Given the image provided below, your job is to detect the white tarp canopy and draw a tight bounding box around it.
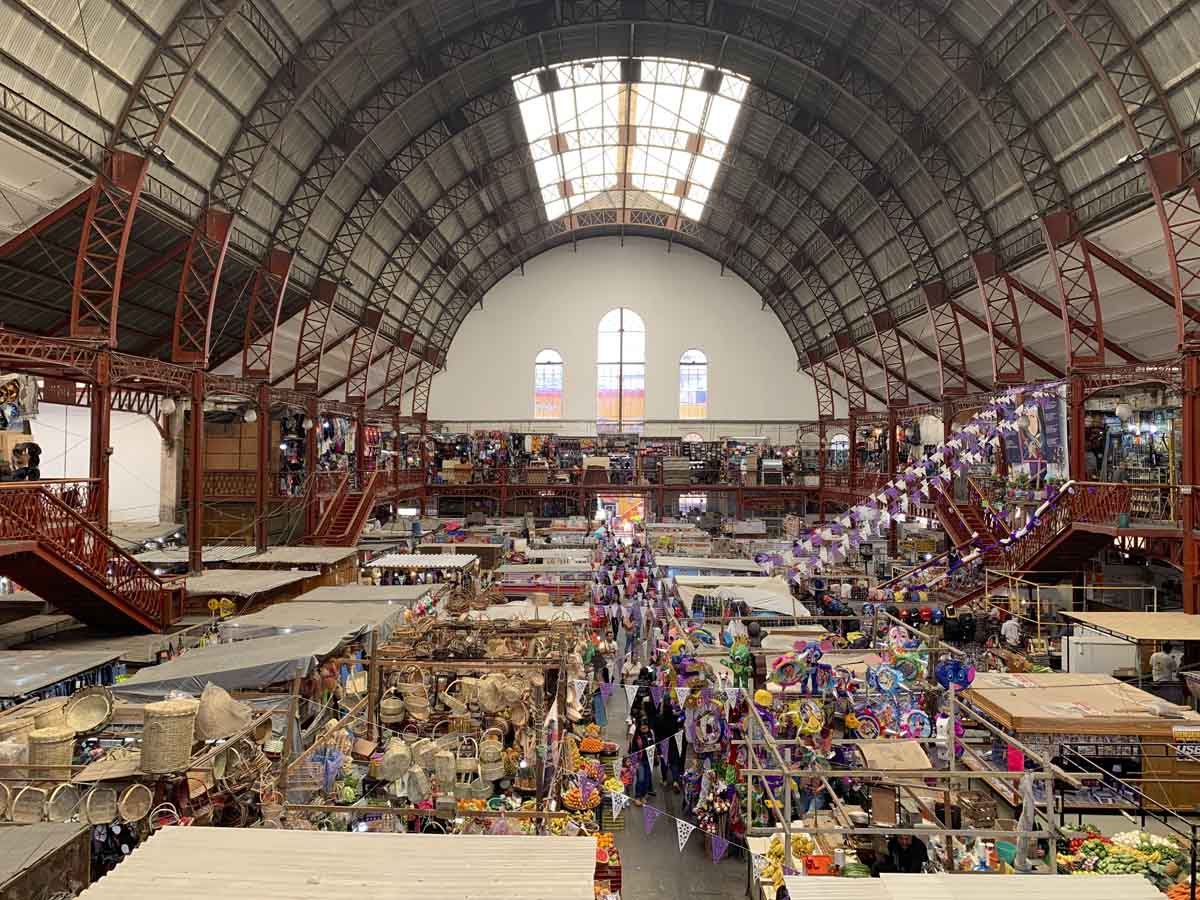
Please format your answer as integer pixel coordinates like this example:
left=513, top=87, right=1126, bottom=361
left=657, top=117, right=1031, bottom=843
left=677, top=581, right=808, bottom=617
left=656, top=556, right=768, bottom=573
left=112, top=628, right=350, bottom=701
left=217, top=601, right=405, bottom=642
left=368, top=554, right=478, bottom=570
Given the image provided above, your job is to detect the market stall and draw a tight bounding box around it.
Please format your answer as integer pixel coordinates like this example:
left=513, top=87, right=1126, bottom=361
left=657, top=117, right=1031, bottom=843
left=495, top=563, right=593, bottom=601
left=965, top=672, right=1200, bottom=810
left=657, top=556, right=770, bottom=577
left=366, top=553, right=480, bottom=587
left=0, top=650, right=120, bottom=708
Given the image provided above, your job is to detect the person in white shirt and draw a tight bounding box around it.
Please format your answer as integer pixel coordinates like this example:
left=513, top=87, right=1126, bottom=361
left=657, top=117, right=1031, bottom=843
left=1151, top=644, right=1180, bottom=683
left=1000, top=616, right=1021, bottom=648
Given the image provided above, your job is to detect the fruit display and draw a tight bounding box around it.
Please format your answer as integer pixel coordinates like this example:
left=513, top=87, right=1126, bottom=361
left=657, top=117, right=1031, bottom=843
left=760, top=833, right=818, bottom=889
left=603, top=776, right=624, bottom=794
left=563, top=785, right=602, bottom=810
left=579, top=737, right=605, bottom=753
left=457, top=799, right=487, bottom=811
left=596, top=832, right=614, bottom=850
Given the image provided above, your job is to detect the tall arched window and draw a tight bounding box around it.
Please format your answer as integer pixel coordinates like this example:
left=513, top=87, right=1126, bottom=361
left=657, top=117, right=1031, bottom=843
left=534, top=349, right=564, bottom=418
left=597, top=308, right=645, bottom=432
left=679, top=349, right=708, bottom=419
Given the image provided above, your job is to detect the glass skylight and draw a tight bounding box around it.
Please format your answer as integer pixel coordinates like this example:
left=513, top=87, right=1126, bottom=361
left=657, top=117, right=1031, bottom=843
left=512, top=57, right=749, bottom=222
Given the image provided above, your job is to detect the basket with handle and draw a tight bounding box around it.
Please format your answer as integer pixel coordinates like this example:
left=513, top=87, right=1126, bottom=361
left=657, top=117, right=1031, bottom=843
left=455, top=736, right=479, bottom=776
left=379, top=738, right=412, bottom=781
left=46, top=783, right=80, bottom=822
left=499, top=675, right=526, bottom=706
left=439, top=679, right=469, bottom=716
left=119, top=782, right=154, bottom=822
left=410, top=736, right=437, bottom=771
left=83, top=785, right=119, bottom=824
left=433, top=745, right=456, bottom=787
left=478, top=728, right=505, bottom=782
left=27, top=725, right=74, bottom=780
left=65, top=686, right=113, bottom=734
left=141, top=699, right=199, bottom=775
left=11, top=786, right=45, bottom=823
left=379, top=688, right=406, bottom=726
left=31, top=698, right=69, bottom=730
left=431, top=719, right=460, bottom=751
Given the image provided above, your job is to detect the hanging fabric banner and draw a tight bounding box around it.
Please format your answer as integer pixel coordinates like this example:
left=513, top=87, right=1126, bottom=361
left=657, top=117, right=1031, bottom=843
left=677, top=819, right=697, bottom=852
left=624, top=685, right=640, bottom=707
left=574, top=680, right=589, bottom=701
left=643, top=805, right=662, bottom=835
left=650, top=685, right=665, bottom=706
left=675, top=686, right=691, bottom=705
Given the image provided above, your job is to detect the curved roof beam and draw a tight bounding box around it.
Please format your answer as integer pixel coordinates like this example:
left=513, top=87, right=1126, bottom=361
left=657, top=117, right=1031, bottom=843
left=208, top=4, right=1000, bottom=288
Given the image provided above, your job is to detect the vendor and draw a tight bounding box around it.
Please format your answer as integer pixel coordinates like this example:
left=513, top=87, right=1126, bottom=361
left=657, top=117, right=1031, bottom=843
left=1000, top=613, right=1021, bottom=649
left=874, top=834, right=929, bottom=875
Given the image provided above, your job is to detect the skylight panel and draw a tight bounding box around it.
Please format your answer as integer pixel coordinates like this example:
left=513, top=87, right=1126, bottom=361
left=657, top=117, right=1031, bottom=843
left=513, top=56, right=748, bottom=223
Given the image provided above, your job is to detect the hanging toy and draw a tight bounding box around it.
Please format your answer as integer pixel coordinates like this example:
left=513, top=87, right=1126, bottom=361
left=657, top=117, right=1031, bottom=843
left=770, top=651, right=807, bottom=687
left=934, top=659, right=976, bottom=692
left=902, top=709, right=932, bottom=738
left=726, top=640, right=752, bottom=690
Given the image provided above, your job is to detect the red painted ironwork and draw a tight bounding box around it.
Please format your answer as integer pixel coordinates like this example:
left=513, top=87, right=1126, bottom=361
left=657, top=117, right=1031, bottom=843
left=970, top=252, right=1025, bottom=384
left=344, top=308, right=383, bottom=403
left=806, top=352, right=836, bottom=419
left=922, top=281, right=967, bottom=396
left=241, top=248, right=293, bottom=378
left=181, top=469, right=257, bottom=500
left=187, top=369, right=204, bottom=574
left=1040, top=211, right=1105, bottom=368
left=1083, top=238, right=1200, bottom=324
left=70, top=151, right=150, bottom=344
left=89, top=353, right=111, bottom=531
left=172, top=208, right=233, bottom=365
left=833, top=333, right=867, bottom=414
left=0, top=189, right=89, bottom=257
left=0, top=481, right=183, bottom=631
left=293, top=279, right=338, bottom=391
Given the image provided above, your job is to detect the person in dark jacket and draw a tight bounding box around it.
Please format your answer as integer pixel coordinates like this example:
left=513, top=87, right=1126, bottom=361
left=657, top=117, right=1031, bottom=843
left=649, top=694, right=685, bottom=790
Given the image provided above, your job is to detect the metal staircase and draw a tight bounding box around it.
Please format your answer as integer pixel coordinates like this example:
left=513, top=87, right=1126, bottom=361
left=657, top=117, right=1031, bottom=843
left=305, top=470, right=381, bottom=547
left=0, top=481, right=183, bottom=632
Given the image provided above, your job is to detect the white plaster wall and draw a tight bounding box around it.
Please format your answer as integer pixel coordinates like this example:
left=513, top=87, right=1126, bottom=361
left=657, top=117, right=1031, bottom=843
left=29, top=404, right=164, bottom=523
left=430, top=238, right=833, bottom=423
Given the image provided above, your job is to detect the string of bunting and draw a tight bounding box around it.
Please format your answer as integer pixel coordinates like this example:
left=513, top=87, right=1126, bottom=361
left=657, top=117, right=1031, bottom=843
left=607, top=789, right=758, bottom=865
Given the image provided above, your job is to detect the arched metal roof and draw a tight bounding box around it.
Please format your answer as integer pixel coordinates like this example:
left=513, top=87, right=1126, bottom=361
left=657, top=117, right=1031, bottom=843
left=0, top=0, right=1198, bottom=411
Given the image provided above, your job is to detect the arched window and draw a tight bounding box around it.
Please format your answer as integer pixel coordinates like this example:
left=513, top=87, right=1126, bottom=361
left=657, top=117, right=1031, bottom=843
left=679, top=349, right=707, bottom=419
left=597, top=308, right=645, bottom=432
left=534, top=349, right=563, bottom=418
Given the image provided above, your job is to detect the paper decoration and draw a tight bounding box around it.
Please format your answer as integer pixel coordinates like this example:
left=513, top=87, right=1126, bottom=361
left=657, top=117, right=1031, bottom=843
left=724, top=687, right=740, bottom=705
left=599, top=682, right=614, bottom=703
left=624, top=685, right=639, bottom=707
left=646, top=743, right=655, bottom=767
left=612, top=756, right=623, bottom=779
left=610, top=790, right=630, bottom=819
left=643, top=805, right=662, bottom=835
left=580, top=775, right=595, bottom=806
left=673, top=731, right=684, bottom=755
left=752, top=854, right=767, bottom=876
left=574, top=680, right=589, bottom=701
left=677, top=819, right=697, bottom=852
left=659, top=739, right=670, bottom=761
left=711, top=835, right=730, bottom=863
left=650, top=685, right=665, bottom=706
left=675, top=686, right=691, bottom=705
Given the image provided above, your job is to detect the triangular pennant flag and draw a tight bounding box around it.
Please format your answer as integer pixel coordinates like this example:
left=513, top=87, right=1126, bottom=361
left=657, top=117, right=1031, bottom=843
left=574, top=679, right=589, bottom=701
left=659, top=739, right=670, bottom=760
left=752, top=854, right=767, bottom=876
left=643, top=804, right=662, bottom=835
left=612, top=756, right=623, bottom=779
left=610, top=790, right=630, bottom=819
left=673, top=731, right=684, bottom=756
left=624, top=684, right=639, bottom=707
left=580, top=775, right=595, bottom=806
left=711, top=835, right=730, bottom=863
left=599, top=682, right=614, bottom=703
left=645, top=743, right=655, bottom=767
left=677, top=819, right=697, bottom=852
left=650, top=685, right=664, bottom=706
left=675, top=686, right=691, bottom=705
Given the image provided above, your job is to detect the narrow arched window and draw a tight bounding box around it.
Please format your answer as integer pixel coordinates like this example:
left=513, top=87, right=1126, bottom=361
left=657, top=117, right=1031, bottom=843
left=597, top=308, right=645, bottom=432
left=534, top=349, right=563, bottom=418
left=679, top=348, right=707, bottom=419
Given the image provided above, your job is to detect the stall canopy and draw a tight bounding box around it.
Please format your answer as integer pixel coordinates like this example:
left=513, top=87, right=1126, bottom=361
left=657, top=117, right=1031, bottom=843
left=677, top=583, right=809, bottom=617
left=112, top=628, right=349, bottom=701
left=292, top=585, right=432, bottom=604
left=78, top=827, right=598, bottom=900
left=1060, top=611, right=1200, bottom=643
left=217, top=601, right=405, bottom=642
left=0, top=650, right=120, bottom=701
left=367, top=553, right=478, bottom=570
left=879, top=874, right=1161, bottom=900
left=674, top=574, right=787, bottom=591
left=657, top=556, right=768, bottom=573
left=471, top=602, right=591, bottom=622
left=965, top=672, right=1200, bottom=735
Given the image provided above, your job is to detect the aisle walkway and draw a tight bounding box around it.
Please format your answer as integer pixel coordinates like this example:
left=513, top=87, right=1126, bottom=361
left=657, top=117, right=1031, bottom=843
left=602, top=691, right=746, bottom=900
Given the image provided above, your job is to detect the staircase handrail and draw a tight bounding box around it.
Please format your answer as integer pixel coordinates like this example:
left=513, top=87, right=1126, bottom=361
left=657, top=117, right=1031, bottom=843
left=999, top=479, right=1082, bottom=571
left=339, top=469, right=382, bottom=542
left=0, top=482, right=182, bottom=628
left=311, top=472, right=350, bottom=540
left=878, top=551, right=951, bottom=590
left=931, top=483, right=974, bottom=547
left=966, top=476, right=1011, bottom=538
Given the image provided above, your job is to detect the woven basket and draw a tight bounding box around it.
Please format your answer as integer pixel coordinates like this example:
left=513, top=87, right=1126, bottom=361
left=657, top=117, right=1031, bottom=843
left=508, top=702, right=529, bottom=728
left=379, top=690, right=406, bottom=725
left=46, top=783, right=80, bottom=822
left=12, top=786, right=45, bottom=823
left=65, top=687, right=114, bottom=734
left=28, top=726, right=74, bottom=780
left=0, top=716, right=35, bottom=743
left=119, top=783, right=154, bottom=822
left=479, top=728, right=503, bottom=763
left=141, top=699, right=198, bottom=774
left=500, top=676, right=526, bottom=705
left=379, top=739, right=412, bottom=781
left=455, top=737, right=478, bottom=776
left=83, top=785, right=119, bottom=824
left=433, top=747, right=456, bottom=786
left=479, top=756, right=505, bottom=782
left=0, top=782, right=9, bottom=819
left=410, top=737, right=437, bottom=770
left=31, top=699, right=69, bottom=730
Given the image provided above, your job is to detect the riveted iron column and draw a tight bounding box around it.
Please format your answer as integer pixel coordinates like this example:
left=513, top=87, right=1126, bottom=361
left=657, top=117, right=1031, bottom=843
left=255, top=382, right=271, bottom=553
left=1069, top=375, right=1086, bottom=483
left=305, top=398, right=320, bottom=539
left=188, top=370, right=205, bottom=576
left=887, top=406, right=899, bottom=558
left=90, top=353, right=112, bottom=532
left=1183, top=357, right=1200, bottom=614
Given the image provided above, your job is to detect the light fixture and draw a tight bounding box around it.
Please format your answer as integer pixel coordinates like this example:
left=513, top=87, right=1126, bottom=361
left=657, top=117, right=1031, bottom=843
left=1117, top=151, right=1147, bottom=167
left=1115, top=401, right=1133, bottom=421
left=160, top=397, right=177, bottom=416
left=243, top=408, right=258, bottom=423
left=302, top=417, right=314, bottom=430
left=279, top=442, right=288, bottom=451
